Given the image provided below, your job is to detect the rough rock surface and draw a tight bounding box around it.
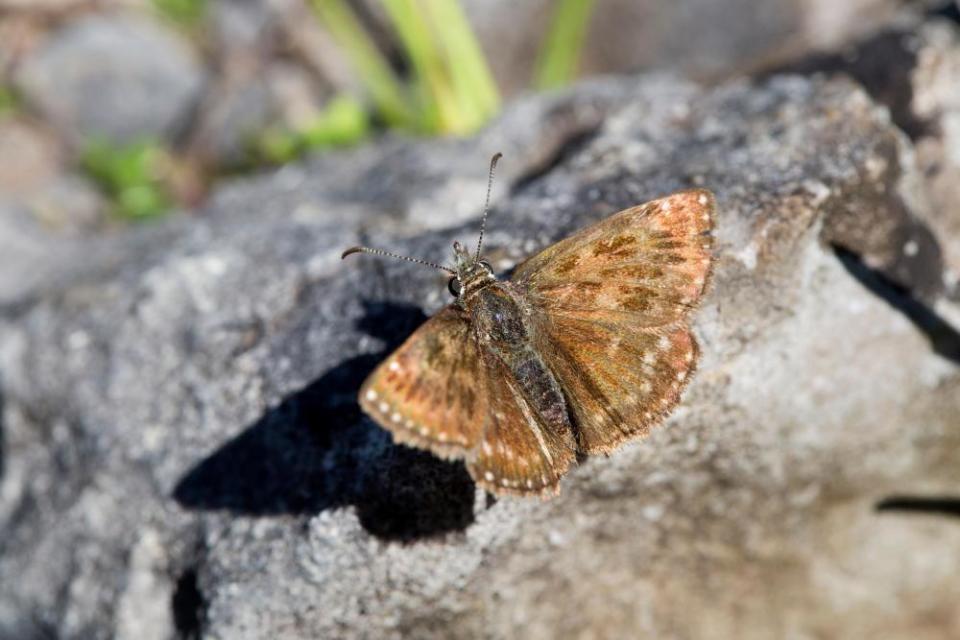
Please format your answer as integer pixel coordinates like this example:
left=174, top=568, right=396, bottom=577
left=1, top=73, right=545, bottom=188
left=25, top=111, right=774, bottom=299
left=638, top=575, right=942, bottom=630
left=14, top=13, right=206, bottom=145
left=765, top=13, right=960, bottom=295
left=1, top=71, right=960, bottom=640
left=911, top=18, right=960, bottom=292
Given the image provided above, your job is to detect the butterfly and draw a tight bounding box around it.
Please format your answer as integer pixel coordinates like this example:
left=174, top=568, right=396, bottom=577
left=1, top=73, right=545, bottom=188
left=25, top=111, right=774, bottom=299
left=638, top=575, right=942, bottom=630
left=342, top=153, right=715, bottom=496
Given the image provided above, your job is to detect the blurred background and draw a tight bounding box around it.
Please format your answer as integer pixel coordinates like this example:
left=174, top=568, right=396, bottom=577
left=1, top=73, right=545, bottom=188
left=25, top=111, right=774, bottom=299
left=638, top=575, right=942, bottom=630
left=0, top=0, right=956, bottom=228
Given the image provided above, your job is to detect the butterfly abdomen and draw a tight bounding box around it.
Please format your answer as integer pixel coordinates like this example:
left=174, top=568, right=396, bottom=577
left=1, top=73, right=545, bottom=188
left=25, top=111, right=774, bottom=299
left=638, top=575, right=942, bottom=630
left=511, top=356, right=569, bottom=430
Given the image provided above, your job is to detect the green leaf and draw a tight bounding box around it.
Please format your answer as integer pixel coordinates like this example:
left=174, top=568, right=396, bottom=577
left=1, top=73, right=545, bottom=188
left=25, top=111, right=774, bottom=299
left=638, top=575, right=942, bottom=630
left=534, top=0, right=597, bottom=90
left=254, top=94, right=370, bottom=164
left=300, top=94, right=370, bottom=148
left=152, top=0, right=207, bottom=28
left=0, top=86, right=19, bottom=119
left=256, top=128, right=302, bottom=165
left=80, top=140, right=173, bottom=220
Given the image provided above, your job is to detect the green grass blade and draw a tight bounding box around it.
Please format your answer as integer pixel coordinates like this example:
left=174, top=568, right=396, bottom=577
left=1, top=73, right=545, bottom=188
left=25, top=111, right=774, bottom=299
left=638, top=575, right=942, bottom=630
left=380, top=0, right=451, bottom=133
left=425, top=0, right=500, bottom=132
left=311, top=0, right=413, bottom=128
left=534, top=0, right=596, bottom=90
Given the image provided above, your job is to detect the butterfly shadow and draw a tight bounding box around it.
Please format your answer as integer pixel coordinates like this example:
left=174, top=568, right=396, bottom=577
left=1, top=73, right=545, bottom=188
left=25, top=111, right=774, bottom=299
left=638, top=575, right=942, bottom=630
left=172, top=301, right=477, bottom=542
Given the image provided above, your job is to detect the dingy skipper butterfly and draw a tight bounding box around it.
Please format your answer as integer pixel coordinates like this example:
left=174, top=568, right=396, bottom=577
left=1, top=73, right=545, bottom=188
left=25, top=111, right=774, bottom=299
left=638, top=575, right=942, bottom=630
left=343, top=154, right=715, bottom=496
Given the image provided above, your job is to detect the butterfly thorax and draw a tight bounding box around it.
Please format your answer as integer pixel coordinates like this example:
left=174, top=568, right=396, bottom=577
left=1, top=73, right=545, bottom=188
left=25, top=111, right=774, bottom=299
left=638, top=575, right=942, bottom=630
left=457, top=264, right=497, bottom=302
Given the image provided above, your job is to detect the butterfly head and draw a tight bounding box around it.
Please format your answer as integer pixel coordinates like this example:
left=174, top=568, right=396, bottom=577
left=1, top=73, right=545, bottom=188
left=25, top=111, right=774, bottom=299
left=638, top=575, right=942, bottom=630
left=449, top=240, right=496, bottom=298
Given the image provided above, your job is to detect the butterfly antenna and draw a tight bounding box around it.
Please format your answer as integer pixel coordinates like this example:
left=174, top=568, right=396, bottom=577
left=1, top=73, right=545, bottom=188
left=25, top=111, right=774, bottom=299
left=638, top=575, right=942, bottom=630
left=474, top=152, right=503, bottom=263
left=341, top=246, right=456, bottom=274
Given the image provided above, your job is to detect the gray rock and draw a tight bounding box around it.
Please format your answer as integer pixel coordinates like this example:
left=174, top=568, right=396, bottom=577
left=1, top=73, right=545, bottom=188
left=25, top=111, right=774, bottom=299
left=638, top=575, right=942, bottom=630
left=764, top=16, right=960, bottom=295
left=27, top=172, right=107, bottom=233
left=190, top=71, right=274, bottom=167
left=191, top=61, right=331, bottom=168
left=206, top=0, right=278, bottom=58
left=1, top=71, right=959, bottom=640
left=14, top=13, right=206, bottom=145
left=0, top=204, right=68, bottom=306
left=202, top=0, right=364, bottom=136
left=911, top=19, right=960, bottom=293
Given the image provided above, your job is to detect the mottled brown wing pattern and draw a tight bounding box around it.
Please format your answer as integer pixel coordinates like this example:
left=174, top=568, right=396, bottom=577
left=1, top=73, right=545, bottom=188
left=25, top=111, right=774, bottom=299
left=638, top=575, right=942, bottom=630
left=359, top=305, right=486, bottom=459
left=516, top=189, right=715, bottom=453
left=514, top=189, right=714, bottom=327
left=538, top=319, right=698, bottom=453
left=467, top=355, right=576, bottom=496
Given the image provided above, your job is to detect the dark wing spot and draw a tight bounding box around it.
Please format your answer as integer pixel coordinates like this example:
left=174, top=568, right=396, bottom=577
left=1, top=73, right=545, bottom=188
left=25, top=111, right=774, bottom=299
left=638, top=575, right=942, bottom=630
left=592, top=234, right=637, bottom=257
left=462, top=387, right=476, bottom=415
left=655, top=240, right=686, bottom=250
left=601, top=265, right=665, bottom=279
left=424, top=333, right=446, bottom=366
left=619, top=284, right=658, bottom=311
left=652, top=253, right=686, bottom=265
left=406, top=379, right=424, bottom=402
left=555, top=255, right=581, bottom=275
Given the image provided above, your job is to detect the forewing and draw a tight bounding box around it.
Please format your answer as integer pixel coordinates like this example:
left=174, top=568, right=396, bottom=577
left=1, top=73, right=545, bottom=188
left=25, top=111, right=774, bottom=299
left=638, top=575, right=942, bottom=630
left=513, top=189, right=715, bottom=327
left=513, top=189, right=715, bottom=453
left=359, top=305, right=486, bottom=459
left=467, top=355, right=576, bottom=496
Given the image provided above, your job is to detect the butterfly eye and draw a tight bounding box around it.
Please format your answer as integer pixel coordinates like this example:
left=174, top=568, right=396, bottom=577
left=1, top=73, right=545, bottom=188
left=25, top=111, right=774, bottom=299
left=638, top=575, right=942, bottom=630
left=448, top=277, right=462, bottom=297
left=478, top=260, right=493, bottom=273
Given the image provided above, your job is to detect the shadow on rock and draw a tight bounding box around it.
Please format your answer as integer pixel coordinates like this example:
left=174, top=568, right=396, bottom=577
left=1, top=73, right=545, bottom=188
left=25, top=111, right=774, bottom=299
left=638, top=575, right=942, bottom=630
left=173, top=302, right=476, bottom=542
left=876, top=495, right=960, bottom=519
left=834, top=247, right=960, bottom=365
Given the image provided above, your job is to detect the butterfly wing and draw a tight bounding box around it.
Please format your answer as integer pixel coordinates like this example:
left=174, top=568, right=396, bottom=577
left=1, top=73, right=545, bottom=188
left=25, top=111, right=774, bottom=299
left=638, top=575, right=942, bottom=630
left=467, top=352, right=576, bottom=496
left=536, top=318, right=700, bottom=453
left=512, top=189, right=715, bottom=453
left=360, top=302, right=575, bottom=496
left=359, top=305, right=486, bottom=459
left=514, top=189, right=714, bottom=326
